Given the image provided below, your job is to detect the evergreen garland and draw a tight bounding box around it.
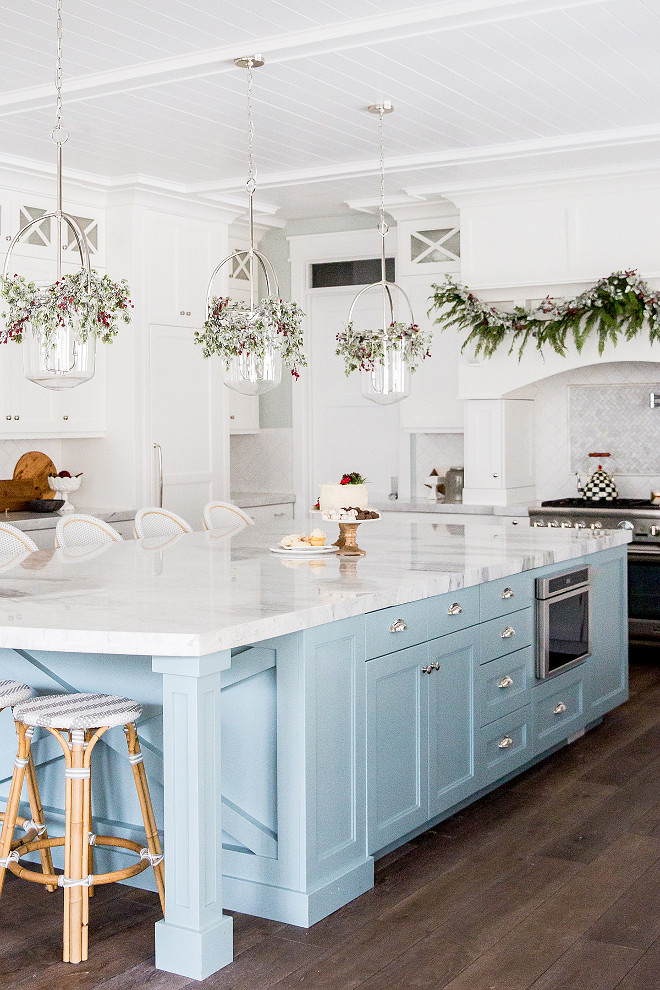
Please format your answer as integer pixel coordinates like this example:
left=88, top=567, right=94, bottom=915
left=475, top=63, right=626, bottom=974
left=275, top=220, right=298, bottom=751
left=429, top=270, right=660, bottom=359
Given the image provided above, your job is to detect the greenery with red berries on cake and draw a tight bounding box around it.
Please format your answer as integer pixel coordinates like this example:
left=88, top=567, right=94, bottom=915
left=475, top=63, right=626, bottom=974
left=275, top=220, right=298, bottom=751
left=339, top=472, right=368, bottom=485
left=0, top=270, right=132, bottom=347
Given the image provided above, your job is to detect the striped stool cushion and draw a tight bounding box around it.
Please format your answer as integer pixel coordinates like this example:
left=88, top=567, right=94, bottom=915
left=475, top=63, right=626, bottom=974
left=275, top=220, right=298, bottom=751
left=14, top=693, right=142, bottom=730
left=0, top=680, right=32, bottom=710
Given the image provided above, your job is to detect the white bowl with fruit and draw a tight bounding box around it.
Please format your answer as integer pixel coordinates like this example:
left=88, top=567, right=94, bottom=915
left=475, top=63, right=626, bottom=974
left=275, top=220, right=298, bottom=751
left=48, top=470, right=82, bottom=513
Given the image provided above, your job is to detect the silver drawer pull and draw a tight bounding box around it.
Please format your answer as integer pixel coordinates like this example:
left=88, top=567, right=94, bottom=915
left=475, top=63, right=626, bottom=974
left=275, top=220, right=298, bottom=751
left=502, top=587, right=515, bottom=599
left=501, top=626, right=515, bottom=638
left=498, top=675, right=514, bottom=689
left=447, top=603, right=463, bottom=615
left=553, top=702, right=567, bottom=715
left=390, top=618, right=408, bottom=633
left=498, top=736, right=514, bottom=749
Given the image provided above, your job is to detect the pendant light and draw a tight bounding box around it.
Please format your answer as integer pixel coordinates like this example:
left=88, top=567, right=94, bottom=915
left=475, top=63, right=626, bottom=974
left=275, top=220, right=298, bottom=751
left=346, top=103, right=417, bottom=405
left=3, top=0, right=97, bottom=389
left=203, top=57, right=302, bottom=396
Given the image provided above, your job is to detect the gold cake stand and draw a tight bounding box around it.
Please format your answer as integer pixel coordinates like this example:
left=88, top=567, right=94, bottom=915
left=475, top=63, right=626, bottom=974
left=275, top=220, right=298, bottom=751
left=324, top=515, right=379, bottom=556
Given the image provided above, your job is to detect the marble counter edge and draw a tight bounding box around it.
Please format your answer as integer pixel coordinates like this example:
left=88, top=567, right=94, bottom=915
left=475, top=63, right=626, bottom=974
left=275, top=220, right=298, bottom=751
left=3, top=507, right=136, bottom=531
left=0, top=531, right=629, bottom=658
left=231, top=493, right=296, bottom=508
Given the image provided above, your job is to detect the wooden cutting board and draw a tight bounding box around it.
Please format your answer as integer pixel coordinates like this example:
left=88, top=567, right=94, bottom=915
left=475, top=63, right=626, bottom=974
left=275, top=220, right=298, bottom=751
left=0, top=451, right=58, bottom=511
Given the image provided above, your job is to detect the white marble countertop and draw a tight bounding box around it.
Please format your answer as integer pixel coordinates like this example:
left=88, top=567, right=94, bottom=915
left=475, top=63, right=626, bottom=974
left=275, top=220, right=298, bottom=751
left=0, top=517, right=629, bottom=658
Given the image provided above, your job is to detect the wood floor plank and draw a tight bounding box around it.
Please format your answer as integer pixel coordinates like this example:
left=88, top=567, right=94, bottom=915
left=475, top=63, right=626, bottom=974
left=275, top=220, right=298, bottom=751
left=587, top=860, right=660, bottom=949
left=612, top=937, right=660, bottom=990
left=527, top=937, right=642, bottom=990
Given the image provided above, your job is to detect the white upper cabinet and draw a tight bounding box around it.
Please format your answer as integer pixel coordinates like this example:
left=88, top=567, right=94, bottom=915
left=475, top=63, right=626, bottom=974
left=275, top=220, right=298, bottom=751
left=2, top=194, right=104, bottom=269
left=146, top=212, right=220, bottom=327
left=463, top=399, right=535, bottom=506
left=396, top=215, right=463, bottom=432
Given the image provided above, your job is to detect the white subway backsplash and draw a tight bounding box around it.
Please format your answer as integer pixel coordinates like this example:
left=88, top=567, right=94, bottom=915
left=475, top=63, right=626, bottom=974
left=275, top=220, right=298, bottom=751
left=411, top=433, right=464, bottom=497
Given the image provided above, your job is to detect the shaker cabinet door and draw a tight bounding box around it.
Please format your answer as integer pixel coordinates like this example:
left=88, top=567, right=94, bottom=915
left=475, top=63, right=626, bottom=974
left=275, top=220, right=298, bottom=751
left=366, top=644, right=429, bottom=854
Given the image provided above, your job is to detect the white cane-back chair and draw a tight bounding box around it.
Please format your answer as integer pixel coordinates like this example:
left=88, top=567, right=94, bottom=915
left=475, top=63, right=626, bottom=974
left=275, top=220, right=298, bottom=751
left=202, top=501, right=254, bottom=534
left=134, top=507, right=192, bottom=540
left=55, top=514, right=123, bottom=549
left=0, top=523, right=38, bottom=555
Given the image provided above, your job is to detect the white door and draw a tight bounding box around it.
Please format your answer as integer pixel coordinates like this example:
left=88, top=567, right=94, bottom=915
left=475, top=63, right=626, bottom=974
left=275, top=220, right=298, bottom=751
left=149, top=324, right=221, bottom=524
left=307, top=288, right=401, bottom=503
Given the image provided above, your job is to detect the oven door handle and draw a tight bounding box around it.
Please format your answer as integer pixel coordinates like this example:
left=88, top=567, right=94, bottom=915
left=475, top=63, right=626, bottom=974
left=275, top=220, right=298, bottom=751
left=628, top=546, right=660, bottom=562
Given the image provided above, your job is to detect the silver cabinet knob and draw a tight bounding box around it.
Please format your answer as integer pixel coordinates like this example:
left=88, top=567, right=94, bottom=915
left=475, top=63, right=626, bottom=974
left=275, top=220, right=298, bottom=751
left=5, top=415, right=10, bottom=421
left=501, top=626, right=515, bottom=638
left=447, top=603, right=463, bottom=615
left=497, top=675, right=514, bottom=689
left=390, top=618, right=408, bottom=633
left=62, top=414, right=68, bottom=421
left=501, top=587, right=515, bottom=599
left=498, top=736, right=514, bottom=749
left=230, top=415, right=235, bottom=420
left=13, top=415, right=19, bottom=421
left=553, top=702, right=567, bottom=715
left=492, top=473, right=499, bottom=478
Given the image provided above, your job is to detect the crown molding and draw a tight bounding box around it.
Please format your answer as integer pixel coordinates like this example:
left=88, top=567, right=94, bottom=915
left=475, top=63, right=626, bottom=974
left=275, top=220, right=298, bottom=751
left=0, top=0, right=608, bottom=118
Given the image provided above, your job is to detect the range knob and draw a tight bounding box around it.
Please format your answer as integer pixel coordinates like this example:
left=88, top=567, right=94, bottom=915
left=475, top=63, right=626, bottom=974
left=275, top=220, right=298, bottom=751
left=560, top=521, right=572, bottom=528
left=532, top=520, right=545, bottom=527
left=590, top=522, right=602, bottom=529
left=547, top=520, right=559, bottom=528
left=574, top=521, right=586, bottom=529
left=617, top=520, right=634, bottom=531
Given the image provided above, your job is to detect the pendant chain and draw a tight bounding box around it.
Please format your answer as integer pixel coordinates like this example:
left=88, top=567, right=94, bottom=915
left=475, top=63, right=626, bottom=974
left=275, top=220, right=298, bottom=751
left=246, top=59, right=256, bottom=195
left=53, top=0, right=66, bottom=143
left=377, top=108, right=388, bottom=239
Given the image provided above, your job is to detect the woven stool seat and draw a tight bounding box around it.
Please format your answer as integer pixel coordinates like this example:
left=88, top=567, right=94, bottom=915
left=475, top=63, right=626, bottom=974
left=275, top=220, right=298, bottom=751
left=14, top=693, right=142, bottom=730
left=0, top=680, right=32, bottom=710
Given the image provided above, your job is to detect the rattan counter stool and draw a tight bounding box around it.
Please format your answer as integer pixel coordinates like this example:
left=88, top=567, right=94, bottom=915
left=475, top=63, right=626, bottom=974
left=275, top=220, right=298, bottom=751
left=0, top=692, right=165, bottom=965
left=0, top=680, right=55, bottom=886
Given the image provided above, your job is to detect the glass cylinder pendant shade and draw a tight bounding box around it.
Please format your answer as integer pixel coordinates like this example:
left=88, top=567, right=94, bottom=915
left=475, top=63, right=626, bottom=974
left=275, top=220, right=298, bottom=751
left=23, top=319, right=96, bottom=390
left=361, top=338, right=410, bottom=405
left=224, top=344, right=282, bottom=396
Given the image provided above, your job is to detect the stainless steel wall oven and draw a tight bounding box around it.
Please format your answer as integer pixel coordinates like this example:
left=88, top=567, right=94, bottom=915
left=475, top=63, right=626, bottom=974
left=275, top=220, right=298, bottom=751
left=536, top=566, right=592, bottom=679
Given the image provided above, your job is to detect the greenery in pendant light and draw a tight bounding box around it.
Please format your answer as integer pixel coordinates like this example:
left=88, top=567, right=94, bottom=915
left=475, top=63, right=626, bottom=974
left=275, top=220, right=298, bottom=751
left=429, top=269, right=660, bottom=359
left=194, top=295, right=307, bottom=378
left=335, top=320, right=432, bottom=375
left=0, top=270, right=132, bottom=348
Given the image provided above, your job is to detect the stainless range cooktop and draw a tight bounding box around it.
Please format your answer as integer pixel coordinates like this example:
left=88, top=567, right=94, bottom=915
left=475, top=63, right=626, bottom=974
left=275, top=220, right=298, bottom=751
left=529, top=498, right=660, bottom=542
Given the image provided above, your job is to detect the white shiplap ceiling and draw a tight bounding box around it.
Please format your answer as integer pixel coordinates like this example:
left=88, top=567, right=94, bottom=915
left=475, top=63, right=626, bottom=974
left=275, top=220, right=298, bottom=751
left=1, top=0, right=660, bottom=221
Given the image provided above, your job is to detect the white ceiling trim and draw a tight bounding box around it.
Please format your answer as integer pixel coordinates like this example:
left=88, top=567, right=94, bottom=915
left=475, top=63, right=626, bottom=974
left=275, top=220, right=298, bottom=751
left=0, top=0, right=612, bottom=119
left=192, top=121, right=660, bottom=195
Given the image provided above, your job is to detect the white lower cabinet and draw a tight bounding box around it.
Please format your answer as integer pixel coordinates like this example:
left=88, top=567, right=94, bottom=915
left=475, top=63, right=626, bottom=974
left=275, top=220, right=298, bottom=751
left=248, top=503, right=294, bottom=524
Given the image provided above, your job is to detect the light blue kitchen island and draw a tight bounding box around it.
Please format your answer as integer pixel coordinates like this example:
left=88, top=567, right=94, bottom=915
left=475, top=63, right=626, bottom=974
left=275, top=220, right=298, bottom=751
left=0, top=519, right=630, bottom=979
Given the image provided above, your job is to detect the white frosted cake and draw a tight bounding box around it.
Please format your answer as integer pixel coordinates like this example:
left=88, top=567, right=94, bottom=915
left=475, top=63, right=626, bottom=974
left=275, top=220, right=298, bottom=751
left=319, top=483, right=368, bottom=512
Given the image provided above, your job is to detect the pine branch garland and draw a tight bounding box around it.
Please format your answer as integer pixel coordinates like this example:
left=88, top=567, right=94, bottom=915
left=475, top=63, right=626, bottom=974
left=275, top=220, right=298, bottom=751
left=429, top=269, right=660, bottom=359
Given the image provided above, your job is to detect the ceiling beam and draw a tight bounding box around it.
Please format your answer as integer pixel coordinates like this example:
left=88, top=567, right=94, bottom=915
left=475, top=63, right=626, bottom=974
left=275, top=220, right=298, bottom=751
left=0, top=0, right=613, bottom=118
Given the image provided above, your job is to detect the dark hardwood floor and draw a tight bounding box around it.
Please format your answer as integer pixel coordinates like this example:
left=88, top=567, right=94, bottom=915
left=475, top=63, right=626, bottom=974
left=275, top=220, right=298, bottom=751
left=3, top=659, right=660, bottom=990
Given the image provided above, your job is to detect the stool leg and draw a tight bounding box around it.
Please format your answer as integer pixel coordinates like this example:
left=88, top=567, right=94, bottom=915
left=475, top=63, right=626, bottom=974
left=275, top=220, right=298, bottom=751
left=0, top=721, right=30, bottom=898
left=125, top=723, right=165, bottom=913
left=63, top=728, right=90, bottom=964
left=84, top=730, right=94, bottom=898
left=24, top=737, right=57, bottom=892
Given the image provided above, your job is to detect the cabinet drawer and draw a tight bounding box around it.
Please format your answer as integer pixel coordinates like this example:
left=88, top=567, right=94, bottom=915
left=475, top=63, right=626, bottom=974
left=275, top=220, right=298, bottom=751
left=476, top=646, right=534, bottom=727
left=248, top=503, right=294, bottom=525
left=478, top=705, right=533, bottom=787
left=478, top=607, right=533, bottom=664
left=533, top=672, right=584, bottom=753
left=479, top=572, right=533, bottom=622
left=428, top=585, right=480, bottom=639
left=366, top=600, right=428, bottom=659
